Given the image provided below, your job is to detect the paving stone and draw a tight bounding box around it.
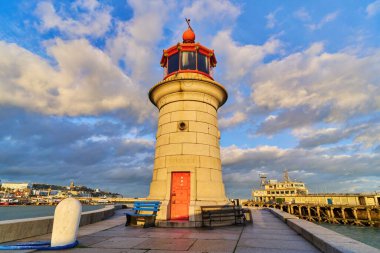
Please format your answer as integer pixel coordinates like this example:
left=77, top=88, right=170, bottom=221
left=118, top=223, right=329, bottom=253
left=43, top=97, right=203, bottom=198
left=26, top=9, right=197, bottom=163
left=133, top=238, right=195, bottom=251
left=240, top=231, right=304, bottom=240
left=141, top=231, right=185, bottom=238
left=242, top=227, right=298, bottom=235
left=238, top=238, right=320, bottom=252
left=90, top=229, right=147, bottom=237
left=182, top=232, right=240, bottom=240
left=235, top=247, right=319, bottom=253
left=92, top=237, right=148, bottom=249
left=47, top=248, right=146, bottom=253
left=189, top=239, right=238, bottom=252
left=77, top=235, right=111, bottom=246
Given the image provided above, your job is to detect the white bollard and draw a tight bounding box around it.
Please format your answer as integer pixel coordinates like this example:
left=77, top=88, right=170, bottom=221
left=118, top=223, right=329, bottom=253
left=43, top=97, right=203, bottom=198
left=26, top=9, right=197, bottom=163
left=50, top=198, right=82, bottom=247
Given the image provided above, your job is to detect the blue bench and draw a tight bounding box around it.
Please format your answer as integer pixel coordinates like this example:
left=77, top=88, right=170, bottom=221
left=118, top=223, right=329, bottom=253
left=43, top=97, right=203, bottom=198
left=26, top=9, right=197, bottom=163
left=125, top=201, right=161, bottom=228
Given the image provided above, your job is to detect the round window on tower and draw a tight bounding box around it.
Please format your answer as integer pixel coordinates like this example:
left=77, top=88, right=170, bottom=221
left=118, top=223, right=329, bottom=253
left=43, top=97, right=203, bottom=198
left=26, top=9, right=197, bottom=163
left=178, top=121, right=187, bottom=131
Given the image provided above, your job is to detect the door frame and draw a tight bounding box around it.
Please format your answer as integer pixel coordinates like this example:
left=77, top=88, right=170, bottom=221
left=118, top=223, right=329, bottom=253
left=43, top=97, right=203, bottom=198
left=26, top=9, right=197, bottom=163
left=170, top=171, right=191, bottom=220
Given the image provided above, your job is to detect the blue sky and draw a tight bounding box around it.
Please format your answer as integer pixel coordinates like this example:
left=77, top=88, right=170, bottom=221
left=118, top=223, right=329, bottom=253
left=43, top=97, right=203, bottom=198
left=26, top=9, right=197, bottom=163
left=0, top=0, right=379, bottom=198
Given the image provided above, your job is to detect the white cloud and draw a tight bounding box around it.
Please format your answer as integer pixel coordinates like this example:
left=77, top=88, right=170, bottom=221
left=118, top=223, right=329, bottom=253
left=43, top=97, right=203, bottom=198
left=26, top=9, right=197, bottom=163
left=252, top=43, right=380, bottom=131
left=265, top=8, right=281, bottom=29
left=294, top=8, right=311, bottom=21
left=221, top=145, right=380, bottom=193
left=105, top=0, right=173, bottom=84
left=366, top=0, right=380, bottom=17
left=211, top=30, right=281, bottom=82
left=182, top=0, right=240, bottom=23
left=219, top=111, right=247, bottom=129
left=307, top=11, right=339, bottom=31
left=354, top=124, right=380, bottom=149
left=292, top=124, right=374, bottom=148
left=35, top=0, right=112, bottom=38
left=0, top=39, right=147, bottom=117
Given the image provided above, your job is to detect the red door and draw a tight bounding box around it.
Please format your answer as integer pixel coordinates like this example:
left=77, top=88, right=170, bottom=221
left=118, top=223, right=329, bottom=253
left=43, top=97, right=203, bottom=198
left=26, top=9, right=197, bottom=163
left=170, top=172, right=190, bottom=220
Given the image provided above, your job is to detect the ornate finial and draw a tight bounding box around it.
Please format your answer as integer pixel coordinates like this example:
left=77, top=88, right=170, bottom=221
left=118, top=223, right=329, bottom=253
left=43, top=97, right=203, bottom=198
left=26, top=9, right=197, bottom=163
left=183, top=18, right=195, bottom=43
left=185, top=18, right=193, bottom=31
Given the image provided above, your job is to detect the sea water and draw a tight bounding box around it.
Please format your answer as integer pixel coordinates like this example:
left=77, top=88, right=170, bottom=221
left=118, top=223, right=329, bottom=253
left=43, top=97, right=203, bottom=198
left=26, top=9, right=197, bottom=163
left=0, top=205, right=105, bottom=221
left=320, top=223, right=380, bottom=249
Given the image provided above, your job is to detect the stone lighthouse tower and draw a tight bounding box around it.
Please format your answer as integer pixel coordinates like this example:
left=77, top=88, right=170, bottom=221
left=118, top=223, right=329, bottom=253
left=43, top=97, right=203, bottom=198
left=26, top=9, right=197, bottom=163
left=148, top=20, right=228, bottom=226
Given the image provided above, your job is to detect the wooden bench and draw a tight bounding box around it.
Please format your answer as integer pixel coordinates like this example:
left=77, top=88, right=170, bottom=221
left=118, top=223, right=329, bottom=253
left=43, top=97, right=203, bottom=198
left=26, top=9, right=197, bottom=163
left=201, top=205, right=248, bottom=228
left=125, top=201, right=161, bottom=228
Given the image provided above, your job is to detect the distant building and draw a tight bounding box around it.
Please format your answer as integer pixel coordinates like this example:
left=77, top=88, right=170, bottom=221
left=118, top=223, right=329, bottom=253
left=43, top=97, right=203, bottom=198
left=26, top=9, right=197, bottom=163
left=252, top=171, right=379, bottom=206
left=1, top=182, right=31, bottom=191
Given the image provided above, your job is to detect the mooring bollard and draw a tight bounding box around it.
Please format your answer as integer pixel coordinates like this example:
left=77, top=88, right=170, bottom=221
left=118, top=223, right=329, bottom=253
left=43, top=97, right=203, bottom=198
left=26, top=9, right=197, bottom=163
left=51, top=198, right=82, bottom=247
left=0, top=197, right=82, bottom=250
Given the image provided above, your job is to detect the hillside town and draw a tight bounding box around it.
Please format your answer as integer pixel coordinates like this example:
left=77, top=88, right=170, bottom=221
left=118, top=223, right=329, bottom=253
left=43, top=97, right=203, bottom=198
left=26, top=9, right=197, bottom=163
left=0, top=180, right=122, bottom=205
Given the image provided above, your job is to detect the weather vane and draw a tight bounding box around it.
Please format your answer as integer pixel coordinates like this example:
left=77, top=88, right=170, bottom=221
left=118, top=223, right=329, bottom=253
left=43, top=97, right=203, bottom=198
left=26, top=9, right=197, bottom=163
left=185, top=18, right=193, bottom=31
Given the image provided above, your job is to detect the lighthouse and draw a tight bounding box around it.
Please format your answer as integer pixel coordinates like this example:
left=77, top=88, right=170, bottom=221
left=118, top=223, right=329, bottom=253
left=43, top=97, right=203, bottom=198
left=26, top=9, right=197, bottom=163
left=148, top=20, right=228, bottom=226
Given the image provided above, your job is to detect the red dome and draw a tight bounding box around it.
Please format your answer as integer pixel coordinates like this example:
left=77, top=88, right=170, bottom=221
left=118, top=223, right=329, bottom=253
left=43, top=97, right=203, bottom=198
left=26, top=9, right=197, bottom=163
left=182, top=28, right=195, bottom=43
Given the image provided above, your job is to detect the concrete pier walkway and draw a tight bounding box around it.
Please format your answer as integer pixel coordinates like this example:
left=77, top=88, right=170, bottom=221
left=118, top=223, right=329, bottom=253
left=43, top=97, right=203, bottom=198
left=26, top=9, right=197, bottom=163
left=22, top=208, right=319, bottom=253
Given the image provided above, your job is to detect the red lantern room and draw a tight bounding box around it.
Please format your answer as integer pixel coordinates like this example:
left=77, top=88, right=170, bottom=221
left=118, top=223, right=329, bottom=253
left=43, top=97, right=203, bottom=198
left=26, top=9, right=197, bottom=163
left=160, top=19, right=217, bottom=80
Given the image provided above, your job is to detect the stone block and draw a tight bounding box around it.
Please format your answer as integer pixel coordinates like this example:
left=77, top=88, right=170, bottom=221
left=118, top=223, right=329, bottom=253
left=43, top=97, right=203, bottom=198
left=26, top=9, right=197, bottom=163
left=210, top=169, right=222, bottom=182
left=197, top=182, right=225, bottom=199
left=165, top=155, right=199, bottom=168
left=156, top=134, right=170, bottom=147
left=148, top=181, right=167, bottom=199
left=160, top=122, right=178, bottom=135
left=188, top=121, right=209, bottom=134
left=169, top=132, right=196, bottom=144
left=156, top=169, right=168, bottom=181
left=181, top=91, right=204, bottom=102
left=182, top=143, right=209, bottom=156
left=203, top=93, right=219, bottom=109
left=158, top=113, right=171, bottom=126
left=183, top=101, right=208, bottom=112
left=199, top=156, right=221, bottom=170
left=208, top=124, right=218, bottom=136
left=159, top=144, right=182, bottom=156
left=196, top=168, right=211, bottom=181
left=196, top=132, right=217, bottom=146
left=196, top=111, right=217, bottom=125
left=209, top=145, right=220, bottom=159
left=154, top=157, right=166, bottom=169
left=152, top=169, right=157, bottom=180
left=207, top=103, right=217, bottom=115
left=171, top=110, right=197, bottom=121
left=160, top=101, right=184, bottom=114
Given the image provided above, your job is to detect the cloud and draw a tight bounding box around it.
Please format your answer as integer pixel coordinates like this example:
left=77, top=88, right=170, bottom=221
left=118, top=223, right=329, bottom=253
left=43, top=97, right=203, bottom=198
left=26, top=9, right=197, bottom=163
left=265, top=8, right=281, bottom=29
left=211, top=30, right=281, bottom=82
left=105, top=0, right=173, bottom=85
left=251, top=43, right=380, bottom=133
left=294, top=8, right=311, bottom=21
left=0, top=39, right=148, bottom=117
left=182, top=0, right=240, bottom=24
left=221, top=144, right=380, bottom=196
left=35, top=0, right=112, bottom=38
left=366, top=0, right=380, bottom=17
left=0, top=107, right=155, bottom=196
left=293, top=123, right=375, bottom=148
left=307, top=11, right=339, bottom=30
left=354, top=124, right=380, bottom=149
left=219, top=112, right=247, bottom=129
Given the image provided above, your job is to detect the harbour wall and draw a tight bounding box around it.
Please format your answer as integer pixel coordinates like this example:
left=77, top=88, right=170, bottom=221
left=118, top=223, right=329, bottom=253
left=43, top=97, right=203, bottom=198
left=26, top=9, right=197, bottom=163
left=0, top=204, right=121, bottom=243
left=264, top=207, right=379, bottom=253
left=245, top=201, right=380, bottom=227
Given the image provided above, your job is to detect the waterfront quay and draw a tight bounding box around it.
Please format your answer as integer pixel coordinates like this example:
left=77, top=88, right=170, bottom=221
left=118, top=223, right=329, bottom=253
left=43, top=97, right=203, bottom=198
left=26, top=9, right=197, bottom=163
left=245, top=201, right=380, bottom=227
left=7, top=208, right=378, bottom=253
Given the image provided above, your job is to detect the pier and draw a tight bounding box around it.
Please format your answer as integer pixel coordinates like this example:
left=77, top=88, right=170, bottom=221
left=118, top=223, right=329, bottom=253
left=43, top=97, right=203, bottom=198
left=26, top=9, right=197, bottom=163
left=244, top=201, right=380, bottom=227
left=6, top=207, right=379, bottom=252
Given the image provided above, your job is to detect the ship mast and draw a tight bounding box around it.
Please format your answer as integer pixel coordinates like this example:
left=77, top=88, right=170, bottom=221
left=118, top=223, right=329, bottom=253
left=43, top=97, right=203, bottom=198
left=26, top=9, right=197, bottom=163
left=284, top=169, right=290, bottom=182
